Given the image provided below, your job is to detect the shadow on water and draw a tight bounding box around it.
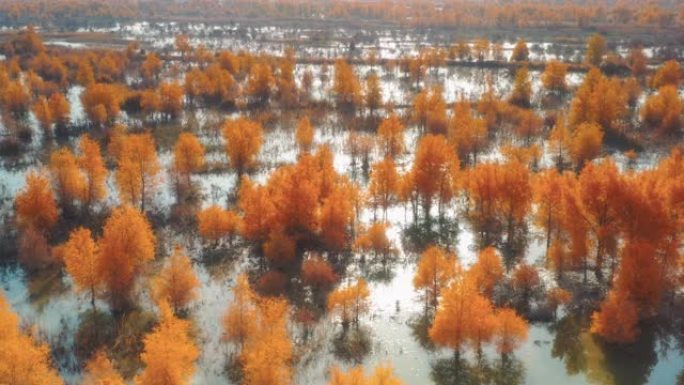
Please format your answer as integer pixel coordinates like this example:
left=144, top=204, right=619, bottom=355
left=549, top=312, right=682, bottom=385
left=404, top=217, right=459, bottom=253
left=431, top=354, right=524, bottom=385
left=409, top=312, right=437, bottom=351
left=26, top=266, right=69, bottom=311
left=332, top=326, right=372, bottom=364
left=74, top=307, right=156, bottom=378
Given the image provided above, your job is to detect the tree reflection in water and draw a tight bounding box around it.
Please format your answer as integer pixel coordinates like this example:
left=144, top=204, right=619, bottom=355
left=332, top=325, right=371, bottom=364
left=550, top=313, right=670, bottom=385
left=431, top=354, right=524, bottom=385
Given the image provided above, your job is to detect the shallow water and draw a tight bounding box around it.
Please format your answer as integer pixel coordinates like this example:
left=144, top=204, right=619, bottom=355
left=0, top=25, right=681, bottom=385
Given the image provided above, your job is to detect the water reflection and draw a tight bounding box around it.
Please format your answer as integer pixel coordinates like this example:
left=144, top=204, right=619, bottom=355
left=548, top=313, right=683, bottom=385
left=332, top=326, right=372, bottom=364
left=431, top=355, right=524, bottom=385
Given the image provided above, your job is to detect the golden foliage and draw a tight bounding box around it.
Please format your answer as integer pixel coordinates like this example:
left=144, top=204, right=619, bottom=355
left=62, top=227, right=101, bottom=306
left=468, top=247, right=504, bottom=298
left=377, top=114, right=405, bottom=158
left=585, top=33, right=606, bottom=66
left=15, top=169, right=59, bottom=233
left=152, top=246, right=200, bottom=313
left=196, top=205, right=242, bottom=245
left=327, top=278, right=370, bottom=326
left=49, top=147, right=86, bottom=205
left=114, top=133, right=161, bottom=211
left=590, top=289, right=639, bottom=343
left=173, top=133, right=205, bottom=185
left=82, top=350, right=125, bottom=385
left=492, top=308, right=528, bottom=354
left=78, top=135, right=108, bottom=209
left=569, top=122, right=604, bottom=167
left=333, top=59, right=362, bottom=108
left=295, top=116, right=314, bottom=154
left=98, top=205, right=156, bottom=307
left=413, top=246, right=459, bottom=309
left=222, top=117, right=263, bottom=175
left=0, top=292, right=63, bottom=385
left=136, top=301, right=199, bottom=385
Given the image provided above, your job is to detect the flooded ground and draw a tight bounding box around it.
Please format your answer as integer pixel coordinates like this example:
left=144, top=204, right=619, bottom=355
left=0, top=22, right=683, bottom=385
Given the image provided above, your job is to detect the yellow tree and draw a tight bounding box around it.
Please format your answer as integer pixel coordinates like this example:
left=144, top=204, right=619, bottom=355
left=467, top=247, right=504, bottom=298
left=152, top=246, right=200, bottom=314
left=329, top=364, right=403, bottom=385
left=115, top=133, right=161, bottom=212
left=413, top=87, right=447, bottom=134
left=295, top=116, right=315, bottom=154
left=512, top=263, right=540, bottom=304
left=78, top=135, right=107, bottom=212
left=368, top=157, right=400, bottom=218
left=173, top=132, right=205, bottom=187
left=533, top=169, right=567, bottom=253
left=263, top=229, right=297, bottom=267
left=136, top=301, right=199, bottom=385
left=547, top=287, right=572, bottom=319
left=355, top=222, right=394, bottom=261
left=448, top=99, right=487, bottom=165
left=542, top=60, right=568, bottom=93
left=365, top=72, right=382, bottom=114
left=590, top=289, right=639, bottom=344
left=62, top=227, right=101, bottom=310
left=650, top=60, right=681, bottom=89
left=82, top=350, right=125, bottom=385
left=48, top=92, right=70, bottom=129
left=33, top=96, right=53, bottom=135
left=0, top=293, right=63, bottom=385
left=585, top=33, right=606, bottom=67
left=238, top=177, right=276, bottom=243
left=413, top=246, right=458, bottom=311
left=627, top=48, right=648, bottom=78
left=327, top=278, right=370, bottom=329
left=81, top=83, right=123, bottom=126
left=548, top=116, right=571, bottom=170
left=141, top=53, right=163, bottom=82
left=509, top=66, right=532, bottom=108
left=328, top=366, right=364, bottom=385
left=222, top=274, right=257, bottom=348
left=429, top=278, right=482, bottom=356
left=175, top=34, right=192, bottom=60
left=158, top=82, right=185, bottom=119
left=277, top=49, right=298, bottom=107
left=492, top=308, right=528, bottom=355
left=473, top=39, right=490, bottom=62
left=15, top=169, right=59, bottom=233
left=246, top=62, right=275, bottom=104
left=98, top=205, right=156, bottom=308
left=240, top=297, right=293, bottom=385
left=411, top=134, right=459, bottom=221
left=333, top=59, right=362, bottom=109
left=569, top=122, right=603, bottom=169
left=301, top=256, right=338, bottom=291
left=1, top=81, right=30, bottom=117
left=640, top=85, right=682, bottom=136
left=49, top=147, right=86, bottom=207
left=76, top=59, right=96, bottom=86
left=377, top=113, right=404, bottom=158
left=222, top=117, right=263, bottom=176
left=510, top=39, right=529, bottom=62
left=568, top=69, right=627, bottom=134
left=196, top=205, right=242, bottom=247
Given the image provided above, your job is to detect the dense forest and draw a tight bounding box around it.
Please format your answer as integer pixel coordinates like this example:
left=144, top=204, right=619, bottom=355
left=0, top=2, right=682, bottom=385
